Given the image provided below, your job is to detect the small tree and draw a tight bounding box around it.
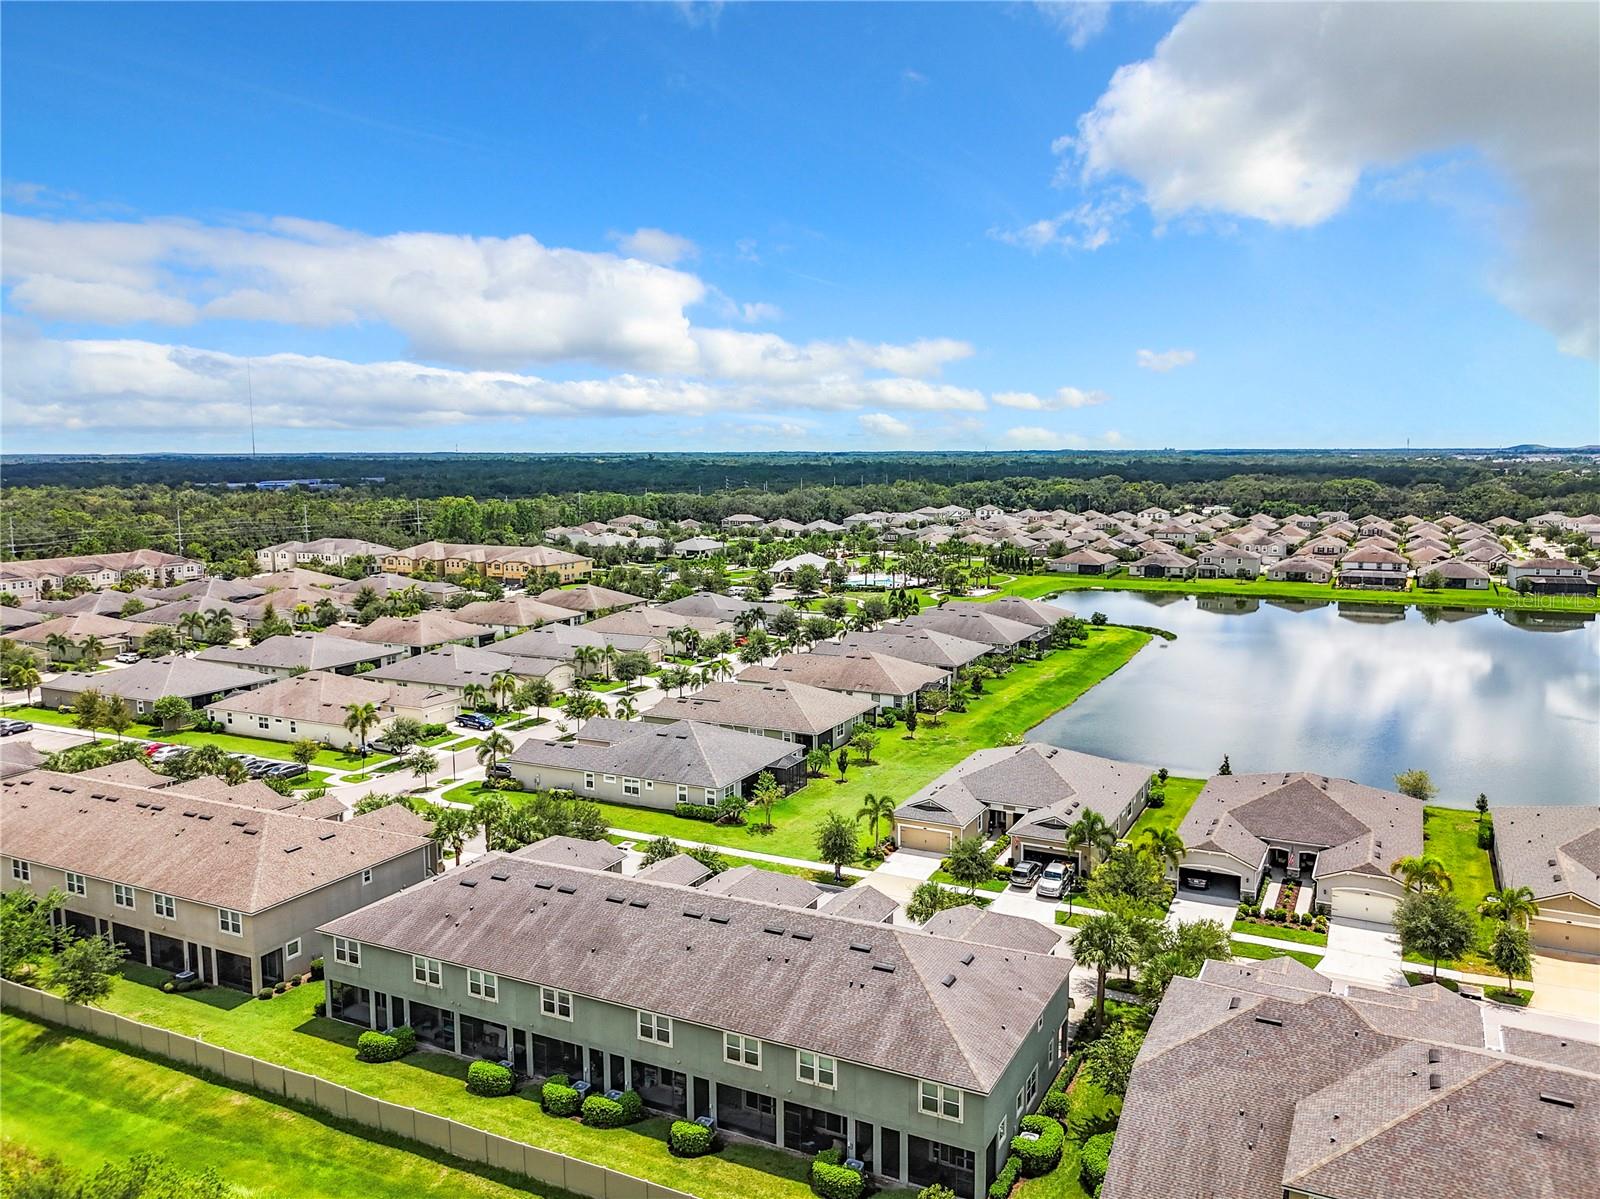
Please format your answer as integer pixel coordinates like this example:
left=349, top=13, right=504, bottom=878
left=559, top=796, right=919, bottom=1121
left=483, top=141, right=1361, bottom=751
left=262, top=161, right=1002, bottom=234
left=903, top=707, right=918, bottom=739
left=856, top=791, right=896, bottom=848
left=343, top=701, right=381, bottom=758
left=849, top=727, right=879, bottom=765
left=749, top=770, right=783, bottom=830
left=905, top=881, right=977, bottom=924
left=1489, top=922, right=1532, bottom=995
left=290, top=739, right=322, bottom=768
left=473, top=794, right=510, bottom=848
left=1074, top=911, right=1138, bottom=1028
left=1394, top=890, right=1476, bottom=981
left=406, top=748, right=439, bottom=788
left=72, top=688, right=105, bottom=741
left=815, top=812, right=861, bottom=882
left=805, top=746, right=831, bottom=778
left=1217, top=754, right=1232, bottom=776
left=428, top=805, right=479, bottom=867
left=921, top=689, right=949, bottom=726
left=1393, top=769, right=1438, bottom=802
left=49, top=933, right=127, bottom=1006
left=0, top=888, right=66, bottom=980
left=945, top=835, right=992, bottom=894
left=641, top=835, right=680, bottom=868
left=100, top=695, right=133, bottom=741
left=151, top=694, right=197, bottom=732
left=835, top=746, right=851, bottom=781
left=1082, top=1026, right=1142, bottom=1095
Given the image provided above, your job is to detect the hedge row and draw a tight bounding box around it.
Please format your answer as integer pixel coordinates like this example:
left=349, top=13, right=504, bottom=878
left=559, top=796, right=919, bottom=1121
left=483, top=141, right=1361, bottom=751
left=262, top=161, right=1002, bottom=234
left=1010, top=1114, right=1064, bottom=1177
left=675, top=802, right=718, bottom=821
left=1079, top=1131, right=1114, bottom=1196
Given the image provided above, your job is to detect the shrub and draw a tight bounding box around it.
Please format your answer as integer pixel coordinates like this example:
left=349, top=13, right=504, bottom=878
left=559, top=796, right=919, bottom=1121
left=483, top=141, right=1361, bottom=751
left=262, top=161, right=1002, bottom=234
left=309, top=956, right=324, bottom=980
left=288, top=975, right=302, bottom=987
left=1145, top=790, right=1166, bottom=808
left=917, top=1188, right=957, bottom=1199
left=619, top=1089, right=644, bottom=1123
left=1079, top=1132, right=1114, bottom=1195
left=675, top=802, right=718, bottom=822
left=1009, top=1114, right=1064, bottom=1176
left=256, top=988, right=273, bottom=1001
left=273, top=981, right=288, bottom=994
left=581, top=1094, right=626, bottom=1128
left=811, top=1159, right=864, bottom=1199
left=987, top=1154, right=1022, bottom=1198
left=668, top=1119, right=713, bottom=1157
left=541, top=1080, right=580, bottom=1117
left=391, top=1025, right=417, bottom=1055
left=356, top=1030, right=402, bottom=1062
left=313, top=1001, right=326, bottom=1017
left=1039, top=1088, right=1071, bottom=1120
left=466, top=1060, right=513, bottom=1097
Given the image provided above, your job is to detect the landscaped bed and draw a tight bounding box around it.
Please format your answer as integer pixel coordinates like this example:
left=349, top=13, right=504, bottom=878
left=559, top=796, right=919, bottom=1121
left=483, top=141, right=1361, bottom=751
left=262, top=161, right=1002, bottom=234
left=1229, top=940, right=1324, bottom=970
left=1232, top=916, right=1328, bottom=946
left=1402, top=972, right=1533, bottom=1006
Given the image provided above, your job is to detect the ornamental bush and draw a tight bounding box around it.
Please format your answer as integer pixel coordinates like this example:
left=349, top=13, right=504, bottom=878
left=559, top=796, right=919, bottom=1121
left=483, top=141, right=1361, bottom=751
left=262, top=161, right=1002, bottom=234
left=1079, top=1132, right=1115, bottom=1195
left=917, top=1187, right=957, bottom=1199
left=1039, top=1087, right=1071, bottom=1120
left=811, top=1159, right=863, bottom=1199
left=541, top=1078, right=580, bottom=1117
left=313, top=1000, right=326, bottom=1017
left=390, top=1025, right=417, bottom=1055
left=987, top=1154, right=1022, bottom=1198
left=675, top=802, right=718, bottom=821
left=466, top=1060, right=513, bottom=1097
left=581, top=1095, right=625, bottom=1128
left=1010, top=1114, right=1064, bottom=1176
left=619, top=1089, right=644, bottom=1123
left=256, top=988, right=273, bottom=1001
left=356, top=1031, right=403, bottom=1062
left=668, top=1119, right=713, bottom=1157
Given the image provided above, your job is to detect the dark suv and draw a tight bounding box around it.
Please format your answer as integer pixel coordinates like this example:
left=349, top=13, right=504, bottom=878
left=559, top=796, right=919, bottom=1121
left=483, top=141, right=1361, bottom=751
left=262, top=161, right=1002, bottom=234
left=1009, top=860, right=1043, bottom=889
left=455, top=712, right=495, bottom=731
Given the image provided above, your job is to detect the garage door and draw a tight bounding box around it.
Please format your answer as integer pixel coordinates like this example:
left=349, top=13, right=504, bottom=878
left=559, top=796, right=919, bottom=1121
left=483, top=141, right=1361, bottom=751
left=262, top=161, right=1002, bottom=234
left=1178, top=869, right=1240, bottom=901
left=1019, top=844, right=1065, bottom=867
left=1532, top=918, right=1600, bottom=956
left=1331, top=888, right=1399, bottom=924
left=897, top=825, right=953, bottom=853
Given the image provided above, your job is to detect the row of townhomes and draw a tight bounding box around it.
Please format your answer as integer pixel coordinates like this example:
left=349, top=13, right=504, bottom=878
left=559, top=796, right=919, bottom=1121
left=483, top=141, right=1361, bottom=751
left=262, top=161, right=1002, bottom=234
left=317, top=842, right=1074, bottom=1198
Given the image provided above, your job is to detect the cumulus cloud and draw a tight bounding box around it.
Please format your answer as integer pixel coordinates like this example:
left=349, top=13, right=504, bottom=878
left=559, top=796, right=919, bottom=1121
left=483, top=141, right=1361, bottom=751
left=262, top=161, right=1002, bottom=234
left=1034, top=2, right=1110, bottom=50
left=1002, top=425, right=1066, bottom=448
left=610, top=226, right=698, bottom=265
left=0, top=330, right=993, bottom=433
left=988, top=193, right=1131, bottom=253
left=0, top=212, right=970, bottom=379
left=1067, top=2, right=1598, bottom=357
left=1136, top=348, right=1195, bottom=372
left=857, top=412, right=914, bottom=438
left=993, top=386, right=1108, bottom=411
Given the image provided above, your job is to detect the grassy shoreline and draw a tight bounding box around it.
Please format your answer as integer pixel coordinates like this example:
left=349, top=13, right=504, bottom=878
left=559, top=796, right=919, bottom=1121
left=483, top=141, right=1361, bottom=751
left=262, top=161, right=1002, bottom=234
left=1033, top=572, right=1600, bottom=613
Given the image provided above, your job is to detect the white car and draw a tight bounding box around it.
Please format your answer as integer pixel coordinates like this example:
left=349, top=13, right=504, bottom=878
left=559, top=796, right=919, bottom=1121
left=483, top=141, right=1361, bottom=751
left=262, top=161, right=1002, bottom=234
left=114, top=652, right=141, bottom=664
left=1036, top=860, right=1071, bottom=900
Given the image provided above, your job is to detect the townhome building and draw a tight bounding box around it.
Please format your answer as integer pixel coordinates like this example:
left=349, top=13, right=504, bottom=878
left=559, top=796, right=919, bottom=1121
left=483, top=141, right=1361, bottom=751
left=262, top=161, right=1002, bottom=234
left=318, top=848, right=1074, bottom=1197
left=380, top=543, right=591, bottom=584
left=811, top=628, right=992, bottom=673
left=39, top=655, right=274, bottom=717
left=254, top=539, right=396, bottom=571
left=642, top=680, right=874, bottom=751
left=3, top=769, right=433, bottom=994
left=898, top=606, right=1045, bottom=650
left=197, top=631, right=407, bottom=677
left=0, top=550, right=205, bottom=601
left=205, top=670, right=458, bottom=748
left=1488, top=804, right=1600, bottom=954
left=738, top=651, right=948, bottom=712
left=369, top=643, right=572, bottom=699
left=449, top=596, right=584, bottom=635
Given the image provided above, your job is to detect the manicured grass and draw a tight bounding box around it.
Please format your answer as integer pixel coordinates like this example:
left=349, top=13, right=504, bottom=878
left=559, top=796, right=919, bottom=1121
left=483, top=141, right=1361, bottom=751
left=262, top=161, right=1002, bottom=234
left=1055, top=911, right=1091, bottom=928
left=87, top=976, right=827, bottom=1198
left=439, top=780, right=516, bottom=806
left=1402, top=806, right=1516, bottom=976
left=931, top=869, right=1008, bottom=893
left=1232, top=917, right=1328, bottom=946
left=1015, top=1147, right=1092, bottom=1199
left=1229, top=939, right=1324, bottom=969
left=1039, top=572, right=1600, bottom=613
left=591, top=627, right=1150, bottom=858
left=1126, top=775, right=1205, bottom=840
left=1401, top=972, right=1533, bottom=1005
left=1, top=1014, right=587, bottom=1199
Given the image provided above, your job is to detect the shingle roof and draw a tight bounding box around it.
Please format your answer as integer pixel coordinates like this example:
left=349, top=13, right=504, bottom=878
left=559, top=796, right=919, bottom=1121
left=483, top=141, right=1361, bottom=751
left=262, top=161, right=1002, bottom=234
left=320, top=852, right=1072, bottom=1092
left=738, top=651, right=946, bottom=696
left=697, top=864, right=825, bottom=908
left=507, top=719, right=801, bottom=789
left=818, top=885, right=898, bottom=923
left=197, top=631, right=395, bottom=672
left=341, top=612, right=484, bottom=648
left=818, top=628, right=992, bottom=670
left=450, top=597, right=582, bottom=629
left=900, top=605, right=1043, bottom=647
left=161, top=774, right=347, bottom=821
left=368, top=643, right=531, bottom=691
left=511, top=835, right=626, bottom=873
left=43, top=655, right=270, bottom=703
left=1489, top=804, right=1600, bottom=903
left=3, top=770, right=425, bottom=912
left=208, top=670, right=441, bottom=724
left=534, top=584, right=647, bottom=613
left=634, top=853, right=715, bottom=887
left=644, top=680, right=874, bottom=736
left=921, top=905, right=1063, bottom=954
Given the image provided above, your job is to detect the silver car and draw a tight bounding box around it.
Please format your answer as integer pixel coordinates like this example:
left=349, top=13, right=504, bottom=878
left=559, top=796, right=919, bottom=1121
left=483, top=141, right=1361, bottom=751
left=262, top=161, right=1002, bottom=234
left=1036, top=859, right=1071, bottom=900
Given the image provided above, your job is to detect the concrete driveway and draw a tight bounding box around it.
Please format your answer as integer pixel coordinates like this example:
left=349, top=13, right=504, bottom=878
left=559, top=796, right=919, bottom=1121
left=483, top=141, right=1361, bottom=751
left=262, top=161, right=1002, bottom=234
left=1168, top=892, right=1238, bottom=929
left=1530, top=952, right=1600, bottom=1022
left=876, top=848, right=944, bottom=882
left=1319, top=918, right=1406, bottom=987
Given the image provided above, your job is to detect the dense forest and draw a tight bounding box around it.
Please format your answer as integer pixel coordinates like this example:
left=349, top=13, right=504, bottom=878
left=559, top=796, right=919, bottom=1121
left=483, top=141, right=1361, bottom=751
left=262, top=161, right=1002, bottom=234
left=2, top=451, right=1596, bottom=569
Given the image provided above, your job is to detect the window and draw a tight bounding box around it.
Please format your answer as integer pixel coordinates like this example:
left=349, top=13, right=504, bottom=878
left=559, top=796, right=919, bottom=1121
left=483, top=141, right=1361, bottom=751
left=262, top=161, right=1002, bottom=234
left=541, top=986, right=573, bottom=1020
left=724, top=1032, right=761, bottom=1069
left=797, top=1050, right=837, bottom=1089
left=361, top=868, right=373, bottom=886
left=218, top=908, right=242, bottom=936
left=920, top=1081, right=962, bottom=1122
left=1016, top=1068, right=1037, bottom=1118
left=285, top=939, right=302, bottom=960
left=583, top=772, right=595, bottom=792
left=412, top=956, right=442, bottom=987
left=64, top=871, right=86, bottom=897
left=11, top=860, right=29, bottom=882
left=114, top=883, right=136, bottom=910
left=467, top=969, right=498, bottom=1002
left=332, top=937, right=361, bottom=967
left=603, top=774, right=616, bottom=784
left=704, top=788, right=716, bottom=803
left=153, top=893, right=176, bottom=920
left=677, top=784, right=689, bottom=803
left=623, top=777, right=640, bottom=797
left=637, top=1010, right=672, bottom=1045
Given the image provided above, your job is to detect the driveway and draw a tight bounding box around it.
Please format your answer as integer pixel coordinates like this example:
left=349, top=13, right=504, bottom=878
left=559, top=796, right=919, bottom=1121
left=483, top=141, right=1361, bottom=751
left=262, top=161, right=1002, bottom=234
left=1529, top=952, right=1600, bottom=1022
left=1319, top=918, right=1406, bottom=987
left=1168, top=892, right=1238, bottom=929
left=988, top=885, right=1063, bottom=925
left=875, top=848, right=943, bottom=882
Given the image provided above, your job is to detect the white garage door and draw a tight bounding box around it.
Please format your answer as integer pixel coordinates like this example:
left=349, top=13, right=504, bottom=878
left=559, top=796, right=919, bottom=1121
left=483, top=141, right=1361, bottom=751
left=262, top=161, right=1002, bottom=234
left=897, top=825, right=953, bottom=853
left=1332, top=888, right=1399, bottom=924
left=1532, top=918, right=1600, bottom=956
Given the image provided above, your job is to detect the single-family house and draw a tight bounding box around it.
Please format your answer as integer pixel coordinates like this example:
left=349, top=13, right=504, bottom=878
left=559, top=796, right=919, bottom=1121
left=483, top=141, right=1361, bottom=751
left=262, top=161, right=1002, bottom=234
left=1488, top=804, right=1600, bottom=954
left=642, top=680, right=873, bottom=751
left=738, top=651, right=948, bottom=711
left=205, top=671, right=457, bottom=747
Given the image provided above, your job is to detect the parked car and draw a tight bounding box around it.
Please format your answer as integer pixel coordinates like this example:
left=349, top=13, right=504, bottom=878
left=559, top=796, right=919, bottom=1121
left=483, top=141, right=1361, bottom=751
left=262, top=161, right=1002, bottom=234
left=1036, top=860, right=1071, bottom=900
left=113, top=652, right=141, bottom=664
left=1009, top=860, right=1044, bottom=889
left=369, top=738, right=401, bottom=754
left=264, top=762, right=306, bottom=780
left=455, top=712, right=495, bottom=731
left=149, top=745, right=186, bottom=764
left=142, top=742, right=169, bottom=756
left=486, top=763, right=513, bottom=780
left=0, top=719, right=33, bottom=736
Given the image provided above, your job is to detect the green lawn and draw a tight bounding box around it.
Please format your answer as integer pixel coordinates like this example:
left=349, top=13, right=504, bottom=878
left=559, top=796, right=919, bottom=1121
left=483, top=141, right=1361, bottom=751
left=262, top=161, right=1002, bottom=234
left=83, top=974, right=829, bottom=1198
left=1404, top=806, right=1512, bottom=975
left=591, top=627, right=1150, bottom=858
left=1038, top=572, right=1600, bottom=613
left=931, top=869, right=1008, bottom=893
left=1229, top=940, right=1324, bottom=969
left=1232, top=917, right=1328, bottom=946
left=1402, top=972, right=1533, bottom=1005
left=0, top=1014, right=585, bottom=1199
left=1126, top=775, right=1206, bottom=840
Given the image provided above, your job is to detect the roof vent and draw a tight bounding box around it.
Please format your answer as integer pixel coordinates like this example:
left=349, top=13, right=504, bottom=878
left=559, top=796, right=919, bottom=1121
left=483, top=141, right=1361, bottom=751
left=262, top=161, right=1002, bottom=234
left=605, top=894, right=625, bottom=904
left=458, top=878, right=477, bottom=888
left=871, top=962, right=896, bottom=974
left=534, top=880, right=553, bottom=891
left=556, top=884, right=576, bottom=895
left=490, top=870, right=510, bottom=882
left=941, top=974, right=957, bottom=988
left=1539, top=1094, right=1576, bottom=1109
left=242, top=828, right=258, bottom=836
left=283, top=845, right=301, bottom=854
left=1428, top=1048, right=1442, bottom=1064
left=198, top=813, right=213, bottom=821
left=628, top=899, right=649, bottom=909
left=1229, top=997, right=1242, bottom=1010
left=683, top=909, right=704, bottom=920
left=849, top=942, right=872, bottom=953
left=709, top=914, right=730, bottom=925
left=960, top=953, right=975, bottom=966
left=763, top=925, right=785, bottom=936
left=791, top=931, right=813, bottom=942
left=1254, top=1016, right=1282, bottom=1027
left=231, top=819, right=248, bottom=828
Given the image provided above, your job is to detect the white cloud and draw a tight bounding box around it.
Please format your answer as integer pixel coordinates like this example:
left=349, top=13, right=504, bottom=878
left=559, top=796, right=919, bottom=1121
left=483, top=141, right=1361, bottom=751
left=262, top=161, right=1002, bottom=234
left=1136, top=348, right=1195, bottom=372
left=735, top=237, right=761, bottom=263
left=0, top=330, right=993, bottom=433
left=1100, top=429, right=1125, bottom=446
left=1034, top=2, right=1110, bottom=50
left=1067, top=2, right=1599, bottom=357
left=857, top=412, right=914, bottom=438
left=737, top=301, right=782, bottom=323
left=1003, top=425, right=1066, bottom=447
left=993, top=386, right=1108, bottom=411
left=902, top=68, right=928, bottom=86
left=988, top=191, right=1132, bottom=253
left=610, top=226, right=698, bottom=266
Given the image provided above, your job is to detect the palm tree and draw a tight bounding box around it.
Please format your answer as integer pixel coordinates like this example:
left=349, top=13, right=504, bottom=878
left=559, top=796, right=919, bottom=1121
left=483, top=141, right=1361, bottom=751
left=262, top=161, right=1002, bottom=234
left=5, top=661, right=41, bottom=705
left=805, top=746, right=832, bottom=778
left=599, top=643, right=618, bottom=681
left=1389, top=854, right=1453, bottom=893
left=1479, top=885, right=1540, bottom=929
left=572, top=645, right=602, bottom=679
left=203, top=609, right=235, bottom=645
left=44, top=632, right=73, bottom=664
left=660, top=666, right=694, bottom=696
left=1073, top=911, right=1138, bottom=1029
left=613, top=695, right=638, bottom=720
left=489, top=670, right=519, bottom=712
left=856, top=791, right=896, bottom=849
left=428, top=805, right=478, bottom=868
left=473, top=794, right=510, bottom=848
left=462, top=682, right=489, bottom=712
left=292, top=602, right=313, bottom=627
left=1139, top=827, right=1185, bottom=873
left=178, top=610, right=207, bottom=651
left=342, top=701, right=381, bottom=759
left=77, top=634, right=106, bottom=665
left=521, top=677, right=554, bottom=720
left=1066, top=810, right=1117, bottom=874
left=476, top=731, right=514, bottom=774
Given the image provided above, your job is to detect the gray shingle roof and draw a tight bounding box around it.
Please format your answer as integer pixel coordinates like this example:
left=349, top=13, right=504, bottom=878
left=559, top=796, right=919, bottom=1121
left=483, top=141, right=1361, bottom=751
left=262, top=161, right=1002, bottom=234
left=197, top=631, right=395, bottom=672
left=507, top=719, right=801, bottom=789
left=818, top=884, right=898, bottom=923
left=320, top=852, right=1072, bottom=1092
left=511, top=835, right=625, bottom=873
left=697, top=864, right=825, bottom=908
left=368, top=644, right=530, bottom=691
left=900, top=606, right=1043, bottom=647
left=634, top=853, right=715, bottom=887
left=739, top=651, right=946, bottom=696
left=42, top=655, right=270, bottom=704
left=817, top=628, right=992, bottom=670
left=1490, top=804, right=1600, bottom=903
left=644, top=680, right=874, bottom=736
left=921, top=905, right=1063, bottom=954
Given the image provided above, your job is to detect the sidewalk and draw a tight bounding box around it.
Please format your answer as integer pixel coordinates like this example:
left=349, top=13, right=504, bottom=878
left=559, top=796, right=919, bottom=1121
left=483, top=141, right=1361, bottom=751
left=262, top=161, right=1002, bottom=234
left=607, top=827, right=872, bottom=878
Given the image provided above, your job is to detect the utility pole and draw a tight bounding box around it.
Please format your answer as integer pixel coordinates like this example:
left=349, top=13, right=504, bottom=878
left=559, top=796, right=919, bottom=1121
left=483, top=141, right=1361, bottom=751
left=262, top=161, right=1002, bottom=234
left=301, top=502, right=311, bottom=542
left=175, top=504, right=185, bottom=556
left=6, top=517, right=15, bottom=556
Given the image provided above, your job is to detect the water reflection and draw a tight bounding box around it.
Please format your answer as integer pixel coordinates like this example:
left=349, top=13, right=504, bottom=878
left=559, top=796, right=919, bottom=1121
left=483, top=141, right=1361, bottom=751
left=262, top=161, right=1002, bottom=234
left=1034, top=590, right=1600, bottom=809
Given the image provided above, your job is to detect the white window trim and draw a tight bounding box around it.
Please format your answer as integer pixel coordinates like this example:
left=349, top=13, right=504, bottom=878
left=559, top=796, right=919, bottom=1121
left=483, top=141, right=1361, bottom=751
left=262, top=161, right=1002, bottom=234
left=11, top=860, right=30, bottom=882
left=541, top=986, right=573, bottom=1021
left=797, top=1050, right=837, bottom=1089
left=332, top=937, right=361, bottom=967
left=153, top=893, right=176, bottom=920
left=361, top=867, right=373, bottom=886
left=724, top=1032, right=761, bottom=1070
left=920, top=1081, right=963, bottom=1123
left=114, top=883, right=136, bottom=911
left=637, top=1010, right=672, bottom=1046
left=467, top=968, right=499, bottom=1003
left=285, top=938, right=303, bottom=960
left=412, top=955, right=443, bottom=987
left=65, top=871, right=86, bottom=897
left=218, top=908, right=242, bottom=936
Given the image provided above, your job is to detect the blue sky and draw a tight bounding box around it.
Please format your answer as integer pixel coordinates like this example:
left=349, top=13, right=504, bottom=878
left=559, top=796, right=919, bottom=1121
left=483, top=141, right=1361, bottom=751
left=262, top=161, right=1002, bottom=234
left=2, top=1, right=1595, bottom=453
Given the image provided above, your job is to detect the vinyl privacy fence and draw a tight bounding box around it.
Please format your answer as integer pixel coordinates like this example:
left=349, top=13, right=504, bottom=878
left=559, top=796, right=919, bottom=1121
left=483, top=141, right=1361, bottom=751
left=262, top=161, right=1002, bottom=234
left=1, top=980, right=697, bottom=1199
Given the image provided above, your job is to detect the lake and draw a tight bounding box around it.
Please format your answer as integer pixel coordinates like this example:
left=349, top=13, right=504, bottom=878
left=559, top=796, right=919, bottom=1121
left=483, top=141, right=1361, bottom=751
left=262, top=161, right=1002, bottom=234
left=1031, top=591, right=1600, bottom=809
